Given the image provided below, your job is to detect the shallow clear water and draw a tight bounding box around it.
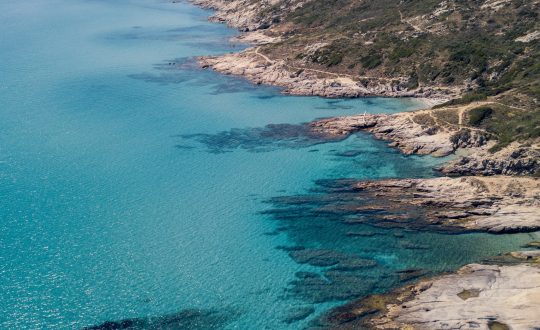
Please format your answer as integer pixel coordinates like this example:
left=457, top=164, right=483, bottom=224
left=0, top=0, right=538, bottom=329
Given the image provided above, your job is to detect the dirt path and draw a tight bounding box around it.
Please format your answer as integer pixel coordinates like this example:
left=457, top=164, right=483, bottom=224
left=252, top=47, right=405, bottom=83
left=406, top=101, right=503, bottom=138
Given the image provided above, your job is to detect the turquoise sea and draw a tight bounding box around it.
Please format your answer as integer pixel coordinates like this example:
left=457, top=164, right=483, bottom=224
left=1, top=0, right=538, bottom=328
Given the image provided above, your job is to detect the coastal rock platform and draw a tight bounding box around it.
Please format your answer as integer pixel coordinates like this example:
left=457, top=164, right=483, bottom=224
left=349, top=176, right=540, bottom=234
left=317, top=251, right=540, bottom=330
left=199, top=50, right=453, bottom=99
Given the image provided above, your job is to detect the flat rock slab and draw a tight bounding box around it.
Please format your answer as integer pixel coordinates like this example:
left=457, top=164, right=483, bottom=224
left=379, top=261, right=540, bottom=330
left=351, top=176, right=540, bottom=233
left=316, top=252, right=540, bottom=330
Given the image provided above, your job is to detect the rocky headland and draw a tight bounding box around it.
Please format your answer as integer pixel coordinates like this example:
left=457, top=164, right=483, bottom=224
left=189, top=0, right=309, bottom=31
left=310, top=102, right=540, bottom=176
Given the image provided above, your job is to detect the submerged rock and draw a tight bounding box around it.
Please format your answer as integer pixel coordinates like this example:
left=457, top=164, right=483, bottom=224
left=288, top=249, right=376, bottom=269
left=282, top=306, right=315, bottom=324
left=398, top=240, right=431, bottom=250
left=523, top=241, right=540, bottom=249
left=267, top=176, right=540, bottom=234
left=83, top=308, right=237, bottom=330
left=180, top=123, right=345, bottom=153
left=285, top=249, right=378, bottom=303
left=396, top=268, right=429, bottom=282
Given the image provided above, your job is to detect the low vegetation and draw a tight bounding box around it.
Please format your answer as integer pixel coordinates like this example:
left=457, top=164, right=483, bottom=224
left=468, top=106, right=493, bottom=126
left=258, top=0, right=539, bottom=148
left=475, top=104, right=540, bottom=151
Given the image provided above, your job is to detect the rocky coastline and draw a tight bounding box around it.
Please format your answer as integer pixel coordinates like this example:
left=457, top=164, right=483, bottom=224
left=188, top=0, right=540, bottom=328
left=198, top=49, right=456, bottom=99
left=315, top=251, right=540, bottom=330
left=346, top=176, right=540, bottom=234
left=310, top=104, right=540, bottom=176
left=189, top=0, right=308, bottom=32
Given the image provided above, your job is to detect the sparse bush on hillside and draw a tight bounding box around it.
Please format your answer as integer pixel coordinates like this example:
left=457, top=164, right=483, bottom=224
left=468, top=106, right=493, bottom=126
left=360, top=54, right=382, bottom=69
left=310, top=47, right=343, bottom=67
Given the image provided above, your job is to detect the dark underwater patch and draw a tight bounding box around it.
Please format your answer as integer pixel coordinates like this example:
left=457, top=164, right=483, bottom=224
left=128, top=57, right=200, bottom=85
left=288, top=248, right=376, bottom=269
left=261, top=178, right=452, bottom=307
left=107, top=24, right=234, bottom=43
left=282, top=306, right=315, bottom=324
left=264, top=178, right=467, bottom=234
left=179, top=123, right=345, bottom=153
left=313, top=100, right=355, bottom=111
left=206, top=76, right=260, bottom=95
left=83, top=308, right=237, bottom=330
left=128, top=57, right=262, bottom=96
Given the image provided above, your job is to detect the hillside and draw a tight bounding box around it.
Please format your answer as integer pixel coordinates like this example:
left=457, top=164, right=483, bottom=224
left=196, top=0, right=540, bottom=161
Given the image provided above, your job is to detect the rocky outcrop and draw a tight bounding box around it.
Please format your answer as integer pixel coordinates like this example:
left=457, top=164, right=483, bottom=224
left=439, top=142, right=540, bottom=176
left=199, top=50, right=454, bottom=99
left=310, top=111, right=478, bottom=157
left=267, top=176, right=540, bottom=234
left=189, top=0, right=308, bottom=31
left=310, top=108, right=539, bottom=176
left=347, top=176, right=540, bottom=233
left=318, top=251, right=540, bottom=330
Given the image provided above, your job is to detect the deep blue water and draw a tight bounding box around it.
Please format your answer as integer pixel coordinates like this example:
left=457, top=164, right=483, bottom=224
left=1, top=0, right=538, bottom=329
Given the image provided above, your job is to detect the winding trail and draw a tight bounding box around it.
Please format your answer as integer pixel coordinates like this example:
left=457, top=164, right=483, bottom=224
left=404, top=101, right=519, bottom=139
left=252, top=47, right=404, bottom=83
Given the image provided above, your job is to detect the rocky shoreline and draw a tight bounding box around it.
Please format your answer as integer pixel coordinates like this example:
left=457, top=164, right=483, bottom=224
left=199, top=49, right=457, bottom=99
left=315, top=251, right=540, bottom=330
left=310, top=105, right=540, bottom=176
left=191, top=0, right=462, bottom=99
left=346, top=176, right=540, bottom=234
left=187, top=0, right=540, bottom=329
left=188, top=0, right=308, bottom=32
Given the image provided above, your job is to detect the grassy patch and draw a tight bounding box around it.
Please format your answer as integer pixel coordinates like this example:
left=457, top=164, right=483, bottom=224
left=360, top=54, right=383, bottom=69
left=457, top=289, right=481, bottom=301
left=413, top=113, right=436, bottom=126
left=434, top=109, right=459, bottom=125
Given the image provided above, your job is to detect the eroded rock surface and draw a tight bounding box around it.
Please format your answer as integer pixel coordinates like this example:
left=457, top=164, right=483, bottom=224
left=310, top=108, right=540, bottom=176
left=310, top=111, right=457, bottom=157
left=383, top=263, right=540, bottom=330
left=350, top=176, right=540, bottom=233
left=199, top=50, right=452, bottom=99
left=189, top=0, right=308, bottom=31
left=316, top=252, right=540, bottom=330
left=439, top=142, right=540, bottom=176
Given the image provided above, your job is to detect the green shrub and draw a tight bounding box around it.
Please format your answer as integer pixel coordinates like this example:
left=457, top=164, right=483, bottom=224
left=468, top=106, right=493, bottom=126
left=434, top=92, right=488, bottom=108
left=311, top=48, right=343, bottom=67
left=406, top=72, right=419, bottom=89
left=389, top=46, right=415, bottom=62
left=360, top=54, right=382, bottom=69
